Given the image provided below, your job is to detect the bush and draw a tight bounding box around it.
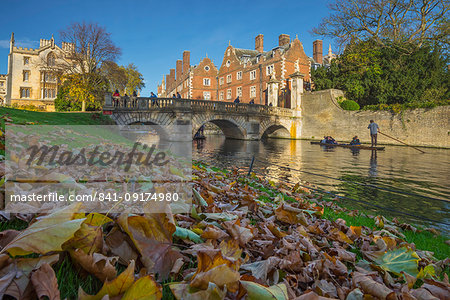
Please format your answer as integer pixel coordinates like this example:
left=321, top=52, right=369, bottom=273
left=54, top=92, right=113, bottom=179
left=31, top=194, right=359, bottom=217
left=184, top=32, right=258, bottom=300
left=339, top=99, right=360, bottom=110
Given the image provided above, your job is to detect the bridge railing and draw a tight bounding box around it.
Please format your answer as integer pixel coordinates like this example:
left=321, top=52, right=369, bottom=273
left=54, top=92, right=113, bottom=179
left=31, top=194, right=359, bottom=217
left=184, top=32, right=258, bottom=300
left=108, top=96, right=296, bottom=117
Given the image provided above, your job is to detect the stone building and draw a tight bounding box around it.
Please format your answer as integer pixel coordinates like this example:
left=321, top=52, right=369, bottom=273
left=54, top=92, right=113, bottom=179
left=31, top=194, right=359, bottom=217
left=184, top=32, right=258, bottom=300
left=0, top=74, right=6, bottom=105
left=4, top=33, right=74, bottom=111
left=158, top=51, right=219, bottom=100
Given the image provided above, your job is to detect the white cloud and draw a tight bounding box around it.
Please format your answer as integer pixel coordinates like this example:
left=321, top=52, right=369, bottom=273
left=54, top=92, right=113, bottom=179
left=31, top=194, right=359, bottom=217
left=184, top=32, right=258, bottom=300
left=0, top=38, right=39, bottom=49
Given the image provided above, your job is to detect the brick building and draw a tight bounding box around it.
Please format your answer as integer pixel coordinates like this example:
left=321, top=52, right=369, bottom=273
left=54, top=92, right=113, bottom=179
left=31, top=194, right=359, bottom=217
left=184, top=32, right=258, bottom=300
left=158, top=51, right=218, bottom=100
left=158, top=34, right=336, bottom=106
left=217, top=34, right=311, bottom=105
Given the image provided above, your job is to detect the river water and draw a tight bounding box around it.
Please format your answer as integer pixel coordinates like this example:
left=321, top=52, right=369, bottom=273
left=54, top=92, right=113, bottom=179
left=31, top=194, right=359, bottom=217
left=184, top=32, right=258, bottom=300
left=192, top=136, right=450, bottom=233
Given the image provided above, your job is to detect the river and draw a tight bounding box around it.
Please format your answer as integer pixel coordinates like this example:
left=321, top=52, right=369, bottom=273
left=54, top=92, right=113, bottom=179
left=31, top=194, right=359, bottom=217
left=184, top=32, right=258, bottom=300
left=192, top=136, right=450, bottom=233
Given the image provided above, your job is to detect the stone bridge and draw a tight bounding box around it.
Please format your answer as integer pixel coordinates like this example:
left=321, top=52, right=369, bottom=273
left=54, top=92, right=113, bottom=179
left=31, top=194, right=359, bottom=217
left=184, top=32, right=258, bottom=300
left=103, top=94, right=302, bottom=141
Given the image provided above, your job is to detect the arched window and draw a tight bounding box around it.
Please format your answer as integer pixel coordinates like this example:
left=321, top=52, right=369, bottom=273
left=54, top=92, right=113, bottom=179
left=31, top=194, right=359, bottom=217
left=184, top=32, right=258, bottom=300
left=47, top=52, right=56, bottom=66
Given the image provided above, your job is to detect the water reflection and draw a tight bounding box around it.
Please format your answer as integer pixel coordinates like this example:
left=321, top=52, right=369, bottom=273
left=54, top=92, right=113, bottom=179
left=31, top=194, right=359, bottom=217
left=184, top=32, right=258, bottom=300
left=193, top=136, right=450, bottom=232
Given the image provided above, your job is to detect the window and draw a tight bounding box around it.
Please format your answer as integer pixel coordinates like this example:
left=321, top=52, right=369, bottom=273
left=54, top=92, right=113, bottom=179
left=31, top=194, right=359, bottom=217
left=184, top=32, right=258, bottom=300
left=203, top=78, right=210, bottom=86
left=23, top=57, right=30, bottom=65
left=226, top=74, right=232, bottom=83
left=219, top=91, right=224, bottom=100
left=266, top=64, right=274, bottom=76
left=237, top=86, right=242, bottom=97
left=20, top=87, right=31, bottom=98
left=250, top=70, right=256, bottom=80
left=204, top=65, right=210, bottom=71
left=226, top=89, right=232, bottom=100
left=236, top=71, right=242, bottom=80
left=226, top=60, right=231, bottom=67
left=203, top=91, right=211, bottom=100
left=0, top=82, right=3, bottom=87
left=227, top=49, right=230, bottom=56
left=43, top=88, right=56, bottom=99
left=47, top=52, right=56, bottom=66
left=256, top=56, right=261, bottom=63
left=250, top=86, right=256, bottom=98
left=219, top=77, right=224, bottom=85
left=23, top=71, right=30, bottom=82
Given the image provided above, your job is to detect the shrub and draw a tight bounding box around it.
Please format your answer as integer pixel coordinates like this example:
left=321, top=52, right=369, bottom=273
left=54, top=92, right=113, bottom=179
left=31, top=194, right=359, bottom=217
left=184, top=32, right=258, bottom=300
left=339, top=99, right=360, bottom=110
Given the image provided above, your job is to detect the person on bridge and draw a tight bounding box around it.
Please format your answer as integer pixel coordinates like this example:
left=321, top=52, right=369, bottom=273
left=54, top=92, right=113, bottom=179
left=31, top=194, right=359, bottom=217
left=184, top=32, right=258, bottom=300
left=249, top=99, right=255, bottom=104
left=176, top=92, right=181, bottom=98
left=132, top=91, right=138, bottom=107
left=234, top=96, right=240, bottom=103
left=368, top=120, right=380, bottom=146
left=150, top=92, right=159, bottom=107
left=172, top=94, right=176, bottom=98
left=350, top=136, right=361, bottom=145
left=113, top=90, right=120, bottom=107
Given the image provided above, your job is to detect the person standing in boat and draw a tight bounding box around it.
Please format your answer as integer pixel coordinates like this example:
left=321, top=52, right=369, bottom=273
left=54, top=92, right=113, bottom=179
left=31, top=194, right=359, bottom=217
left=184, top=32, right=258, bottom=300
left=368, top=120, right=380, bottom=147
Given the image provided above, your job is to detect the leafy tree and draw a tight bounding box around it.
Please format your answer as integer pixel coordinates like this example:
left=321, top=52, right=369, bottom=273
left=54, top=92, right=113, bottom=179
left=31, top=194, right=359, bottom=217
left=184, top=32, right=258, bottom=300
left=312, top=40, right=449, bottom=107
left=123, top=64, right=145, bottom=95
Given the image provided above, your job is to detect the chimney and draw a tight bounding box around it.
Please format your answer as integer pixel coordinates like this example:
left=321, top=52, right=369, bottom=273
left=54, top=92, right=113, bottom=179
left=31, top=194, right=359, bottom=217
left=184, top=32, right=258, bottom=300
left=313, top=40, right=323, bottom=65
left=255, top=34, right=264, bottom=53
left=169, top=68, right=175, bottom=89
left=183, top=51, right=190, bottom=74
left=165, top=74, right=170, bottom=91
left=176, top=60, right=182, bottom=82
left=279, top=34, right=290, bottom=46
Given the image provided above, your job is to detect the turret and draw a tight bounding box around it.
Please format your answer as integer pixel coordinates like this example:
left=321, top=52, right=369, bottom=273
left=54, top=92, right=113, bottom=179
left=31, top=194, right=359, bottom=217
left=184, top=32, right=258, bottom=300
left=10, top=32, right=15, bottom=52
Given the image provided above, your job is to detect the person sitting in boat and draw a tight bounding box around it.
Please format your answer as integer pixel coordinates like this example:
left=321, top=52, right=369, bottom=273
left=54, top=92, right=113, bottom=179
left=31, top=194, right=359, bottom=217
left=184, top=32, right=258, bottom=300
left=325, top=136, right=338, bottom=144
left=350, top=136, right=361, bottom=145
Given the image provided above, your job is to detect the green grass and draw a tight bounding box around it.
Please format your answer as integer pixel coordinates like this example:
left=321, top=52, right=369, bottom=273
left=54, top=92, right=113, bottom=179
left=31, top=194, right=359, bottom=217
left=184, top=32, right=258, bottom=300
left=54, top=256, right=102, bottom=300
left=322, top=205, right=450, bottom=261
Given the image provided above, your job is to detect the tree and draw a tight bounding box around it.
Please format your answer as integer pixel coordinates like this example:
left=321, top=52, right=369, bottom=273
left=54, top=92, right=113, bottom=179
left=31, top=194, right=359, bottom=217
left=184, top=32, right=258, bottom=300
left=100, top=62, right=145, bottom=95
left=47, top=22, right=121, bottom=111
left=123, top=64, right=145, bottom=95
left=311, top=40, right=449, bottom=107
left=312, top=0, right=449, bottom=50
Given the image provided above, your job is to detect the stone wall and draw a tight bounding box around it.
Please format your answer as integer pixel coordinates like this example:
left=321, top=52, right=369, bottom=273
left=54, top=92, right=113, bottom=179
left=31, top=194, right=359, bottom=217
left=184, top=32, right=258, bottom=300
left=301, top=89, right=450, bottom=148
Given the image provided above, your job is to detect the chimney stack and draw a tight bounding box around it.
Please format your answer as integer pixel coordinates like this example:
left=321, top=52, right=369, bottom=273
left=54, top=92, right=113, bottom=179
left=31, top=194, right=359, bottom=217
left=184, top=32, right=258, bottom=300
left=279, top=34, right=290, bottom=46
left=255, top=34, right=264, bottom=53
left=313, top=40, right=323, bottom=65
left=182, top=51, right=190, bottom=74
left=176, top=60, right=182, bottom=82
left=169, top=69, right=175, bottom=90
left=165, top=74, right=170, bottom=92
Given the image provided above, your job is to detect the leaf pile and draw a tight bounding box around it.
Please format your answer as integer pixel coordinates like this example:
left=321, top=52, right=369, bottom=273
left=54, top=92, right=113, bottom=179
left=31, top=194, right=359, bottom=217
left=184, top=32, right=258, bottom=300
left=0, top=162, right=448, bottom=299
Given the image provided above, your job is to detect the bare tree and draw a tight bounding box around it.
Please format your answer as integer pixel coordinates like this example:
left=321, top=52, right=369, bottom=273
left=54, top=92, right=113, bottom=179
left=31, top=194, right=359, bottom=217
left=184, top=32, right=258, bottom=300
left=312, top=0, right=449, bottom=50
left=39, top=22, right=121, bottom=111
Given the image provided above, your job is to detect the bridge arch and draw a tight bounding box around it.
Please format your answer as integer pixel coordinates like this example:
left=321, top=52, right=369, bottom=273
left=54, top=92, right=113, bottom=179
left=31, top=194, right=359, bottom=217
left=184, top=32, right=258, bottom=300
left=260, top=121, right=291, bottom=139
left=193, top=115, right=247, bottom=140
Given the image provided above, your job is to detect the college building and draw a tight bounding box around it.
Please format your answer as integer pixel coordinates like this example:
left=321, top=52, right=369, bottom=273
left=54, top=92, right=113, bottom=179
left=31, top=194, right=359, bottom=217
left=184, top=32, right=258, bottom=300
left=1, top=33, right=74, bottom=111
left=157, top=34, right=336, bottom=105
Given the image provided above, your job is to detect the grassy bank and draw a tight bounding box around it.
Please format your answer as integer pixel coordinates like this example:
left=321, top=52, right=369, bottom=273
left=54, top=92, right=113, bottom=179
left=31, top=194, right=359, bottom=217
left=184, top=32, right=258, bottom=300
left=0, top=109, right=448, bottom=299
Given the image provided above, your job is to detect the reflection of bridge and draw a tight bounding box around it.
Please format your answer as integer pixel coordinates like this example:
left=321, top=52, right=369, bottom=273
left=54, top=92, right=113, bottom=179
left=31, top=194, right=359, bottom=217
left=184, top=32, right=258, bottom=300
left=103, top=95, right=302, bottom=140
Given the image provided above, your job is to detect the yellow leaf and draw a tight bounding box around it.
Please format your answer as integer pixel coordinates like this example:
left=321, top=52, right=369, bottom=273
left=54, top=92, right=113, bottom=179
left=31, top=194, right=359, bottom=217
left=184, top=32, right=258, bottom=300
left=2, top=204, right=85, bottom=257
left=78, top=260, right=135, bottom=300
left=122, top=276, right=162, bottom=300
left=84, top=213, right=113, bottom=227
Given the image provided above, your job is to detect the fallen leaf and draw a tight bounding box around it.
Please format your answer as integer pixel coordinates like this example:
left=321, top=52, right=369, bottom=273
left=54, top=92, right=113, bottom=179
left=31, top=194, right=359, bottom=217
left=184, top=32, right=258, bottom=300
left=70, top=249, right=118, bottom=282
left=30, top=263, right=60, bottom=300
left=240, top=281, right=288, bottom=300
left=122, top=275, right=162, bottom=300
left=79, top=260, right=135, bottom=300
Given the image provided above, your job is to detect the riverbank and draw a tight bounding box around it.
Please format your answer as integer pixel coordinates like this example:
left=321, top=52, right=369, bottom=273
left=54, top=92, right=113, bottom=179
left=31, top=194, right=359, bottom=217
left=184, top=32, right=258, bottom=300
left=0, top=160, right=448, bottom=299
left=0, top=107, right=449, bottom=298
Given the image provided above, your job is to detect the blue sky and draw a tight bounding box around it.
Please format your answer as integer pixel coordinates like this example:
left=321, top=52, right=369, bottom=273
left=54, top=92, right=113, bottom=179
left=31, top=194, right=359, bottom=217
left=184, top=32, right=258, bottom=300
left=0, top=0, right=335, bottom=95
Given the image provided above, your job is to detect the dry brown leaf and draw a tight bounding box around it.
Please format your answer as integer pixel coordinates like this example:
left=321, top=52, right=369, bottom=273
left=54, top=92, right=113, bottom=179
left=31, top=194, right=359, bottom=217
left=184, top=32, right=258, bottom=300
left=30, top=263, right=60, bottom=300
left=71, top=249, right=118, bottom=282
left=201, top=225, right=229, bottom=240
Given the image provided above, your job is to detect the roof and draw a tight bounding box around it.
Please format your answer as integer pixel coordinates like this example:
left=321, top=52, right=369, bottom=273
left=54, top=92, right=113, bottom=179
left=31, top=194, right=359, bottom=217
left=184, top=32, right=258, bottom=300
left=233, top=43, right=291, bottom=64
